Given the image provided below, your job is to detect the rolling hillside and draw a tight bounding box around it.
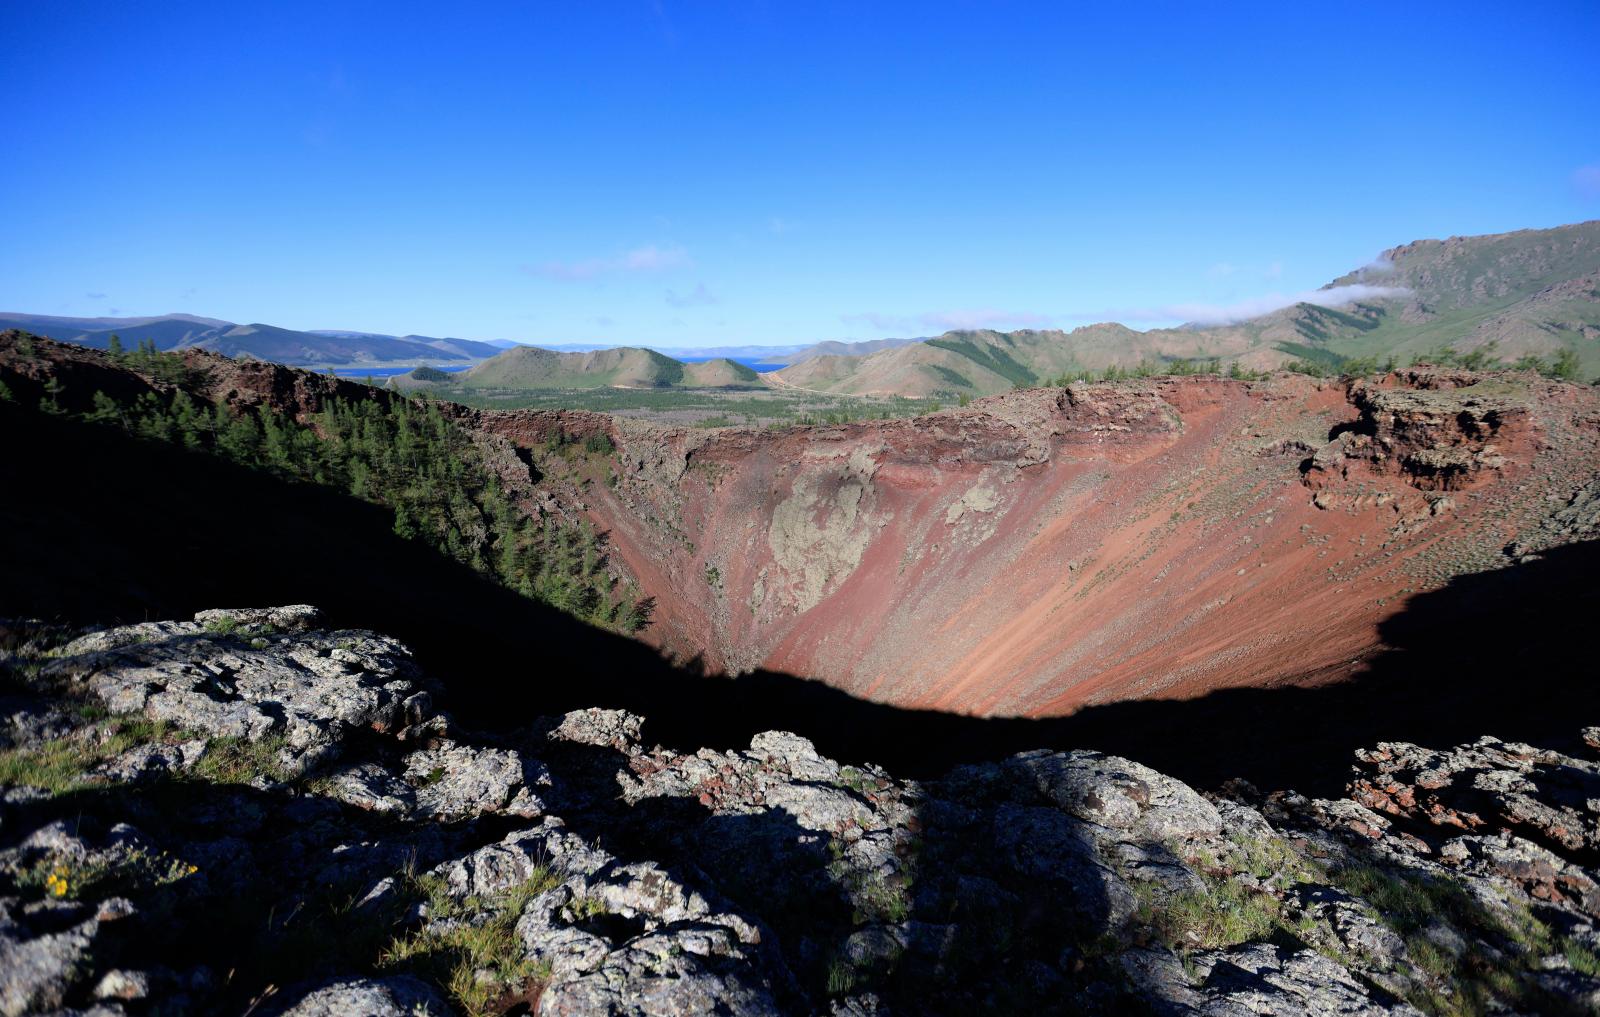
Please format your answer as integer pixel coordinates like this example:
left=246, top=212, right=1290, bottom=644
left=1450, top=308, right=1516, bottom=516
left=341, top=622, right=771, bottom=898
left=774, top=220, right=1600, bottom=397
left=455, top=344, right=762, bottom=389
left=764, top=335, right=924, bottom=366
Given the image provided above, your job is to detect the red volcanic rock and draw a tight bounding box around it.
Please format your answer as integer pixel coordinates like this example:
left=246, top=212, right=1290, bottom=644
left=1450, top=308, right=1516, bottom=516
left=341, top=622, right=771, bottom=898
left=1349, top=735, right=1600, bottom=858
left=489, top=370, right=1598, bottom=719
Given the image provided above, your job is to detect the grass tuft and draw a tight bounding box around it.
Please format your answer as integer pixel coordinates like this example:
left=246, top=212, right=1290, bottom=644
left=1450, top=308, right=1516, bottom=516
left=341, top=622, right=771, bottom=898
left=0, top=715, right=183, bottom=793
left=191, top=734, right=293, bottom=785
left=381, top=866, right=562, bottom=1017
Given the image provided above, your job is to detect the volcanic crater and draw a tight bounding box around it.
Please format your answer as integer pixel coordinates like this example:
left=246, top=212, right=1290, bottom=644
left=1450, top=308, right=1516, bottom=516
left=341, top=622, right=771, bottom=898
left=464, top=366, right=1600, bottom=718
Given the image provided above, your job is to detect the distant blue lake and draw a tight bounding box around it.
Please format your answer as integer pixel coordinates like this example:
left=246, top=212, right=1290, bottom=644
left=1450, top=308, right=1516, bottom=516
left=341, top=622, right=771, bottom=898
left=330, top=365, right=472, bottom=378
left=677, top=356, right=786, bottom=372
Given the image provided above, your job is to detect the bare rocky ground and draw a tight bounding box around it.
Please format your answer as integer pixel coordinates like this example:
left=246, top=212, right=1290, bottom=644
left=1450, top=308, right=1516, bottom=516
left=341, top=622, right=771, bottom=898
left=3, top=608, right=1598, bottom=1016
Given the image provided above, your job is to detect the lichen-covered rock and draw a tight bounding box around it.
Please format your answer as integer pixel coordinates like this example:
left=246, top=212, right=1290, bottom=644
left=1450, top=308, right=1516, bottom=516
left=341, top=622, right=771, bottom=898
left=1349, top=735, right=1600, bottom=855
left=403, top=742, right=550, bottom=821
left=5, top=609, right=1600, bottom=1017
left=548, top=709, right=644, bottom=753
left=45, top=611, right=427, bottom=776
left=318, top=762, right=418, bottom=814
left=1182, top=943, right=1423, bottom=1016
left=1005, top=749, right=1223, bottom=843
left=1437, top=831, right=1600, bottom=915
left=90, top=968, right=149, bottom=1002
left=268, top=976, right=452, bottom=1016
left=537, top=926, right=786, bottom=1017
left=0, top=898, right=102, bottom=1016
left=94, top=737, right=210, bottom=784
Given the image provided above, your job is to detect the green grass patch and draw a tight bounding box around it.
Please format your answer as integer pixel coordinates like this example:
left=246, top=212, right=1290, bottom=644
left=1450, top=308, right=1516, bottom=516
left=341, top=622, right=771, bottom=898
left=381, top=867, right=562, bottom=1017
left=0, top=716, right=184, bottom=793
left=191, top=734, right=293, bottom=785
left=1135, top=877, right=1280, bottom=952
left=1327, top=861, right=1591, bottom=1017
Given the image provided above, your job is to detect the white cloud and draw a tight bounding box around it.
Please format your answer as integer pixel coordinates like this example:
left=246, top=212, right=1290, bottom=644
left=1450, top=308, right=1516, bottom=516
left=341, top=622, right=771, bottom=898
left=840, top=281, right=1412, bottom=336
left=525, top=245, right=691, bottom=282
left=1106, top=283, right=1412, bottom=326
left=1207, top=262, right=1237, bottom=278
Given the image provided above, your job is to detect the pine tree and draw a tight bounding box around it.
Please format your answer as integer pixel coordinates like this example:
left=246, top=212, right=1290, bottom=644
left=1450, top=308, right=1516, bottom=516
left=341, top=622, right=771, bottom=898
left=86, top=391, right=123, bottom=425
left=39, top=377, right=65, bottom=415
left=218, top=408, right=261, bottom=462
left=171, top=391, right=204, bottom=448
left=106, top=334, right=125, bottom=361
left=134, top=393, right=175, bottom=441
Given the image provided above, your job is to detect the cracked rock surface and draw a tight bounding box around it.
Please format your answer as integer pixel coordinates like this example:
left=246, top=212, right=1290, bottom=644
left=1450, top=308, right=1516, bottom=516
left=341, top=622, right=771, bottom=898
left=3, top=609, right=1599, bottom=1015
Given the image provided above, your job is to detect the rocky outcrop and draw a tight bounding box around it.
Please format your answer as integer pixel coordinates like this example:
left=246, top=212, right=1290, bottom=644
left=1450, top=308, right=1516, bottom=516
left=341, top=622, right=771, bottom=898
left=1351, top=734, right=1600, bottom=851
left=42, top=606, right=430, bottom=780
left=5, top=612, right=1600, bottom=1015
left=268, top=977, right=451, bottom=1017
left=1303, top=372, right=1532, bottom=495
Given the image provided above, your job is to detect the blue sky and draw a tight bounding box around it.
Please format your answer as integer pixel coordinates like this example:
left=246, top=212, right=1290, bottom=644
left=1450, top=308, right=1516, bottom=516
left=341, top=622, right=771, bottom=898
left=3, top=1, right=1597, bottom=348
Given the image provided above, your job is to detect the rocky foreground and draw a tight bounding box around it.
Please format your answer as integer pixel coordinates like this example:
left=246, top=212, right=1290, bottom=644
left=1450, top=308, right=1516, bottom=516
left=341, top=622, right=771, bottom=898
left=2, top=608, right=1597, bottom=1016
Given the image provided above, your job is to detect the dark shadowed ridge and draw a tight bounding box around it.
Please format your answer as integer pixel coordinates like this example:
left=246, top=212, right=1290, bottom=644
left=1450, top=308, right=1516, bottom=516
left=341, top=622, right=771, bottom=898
left=3, top=402, right=1595, bottom=798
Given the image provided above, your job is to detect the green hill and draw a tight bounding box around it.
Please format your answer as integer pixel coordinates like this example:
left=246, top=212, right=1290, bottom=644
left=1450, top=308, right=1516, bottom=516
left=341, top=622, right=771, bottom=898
left=681, top=357, right=760, bottom=386
left=457, top=346, right=764, bottom=390
left=775, top=220, right=1600, bottom=397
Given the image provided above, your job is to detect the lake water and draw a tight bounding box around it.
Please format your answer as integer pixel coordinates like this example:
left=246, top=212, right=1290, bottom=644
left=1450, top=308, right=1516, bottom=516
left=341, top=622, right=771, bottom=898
left=331, top=359, right=786, bottom=378
left=330, top=365, right=473, bottom=378
left=676, top=356, right=786, bottom=372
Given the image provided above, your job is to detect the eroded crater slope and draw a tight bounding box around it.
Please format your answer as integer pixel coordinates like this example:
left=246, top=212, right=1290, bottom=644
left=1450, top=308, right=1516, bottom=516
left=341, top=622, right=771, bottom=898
left=478, top=368, right=1600, bottom=715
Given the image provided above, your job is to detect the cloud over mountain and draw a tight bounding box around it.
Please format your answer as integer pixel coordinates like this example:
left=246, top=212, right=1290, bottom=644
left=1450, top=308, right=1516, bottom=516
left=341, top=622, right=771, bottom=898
left=1149, top=283, right=1414, bottom=325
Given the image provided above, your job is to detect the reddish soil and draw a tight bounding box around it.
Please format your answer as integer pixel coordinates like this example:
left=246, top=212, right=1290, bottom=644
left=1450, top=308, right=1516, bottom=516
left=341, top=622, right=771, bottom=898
left=478, top=370, right=1600, bottom=719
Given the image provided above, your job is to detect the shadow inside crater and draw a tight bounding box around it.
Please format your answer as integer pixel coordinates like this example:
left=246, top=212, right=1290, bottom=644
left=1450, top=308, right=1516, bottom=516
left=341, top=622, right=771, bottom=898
left=4, top=404, right=1596, bottom=799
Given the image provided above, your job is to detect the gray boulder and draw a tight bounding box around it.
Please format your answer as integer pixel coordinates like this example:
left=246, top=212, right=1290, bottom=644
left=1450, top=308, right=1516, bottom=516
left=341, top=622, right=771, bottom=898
left=269, top=976, right=453, bottom=1016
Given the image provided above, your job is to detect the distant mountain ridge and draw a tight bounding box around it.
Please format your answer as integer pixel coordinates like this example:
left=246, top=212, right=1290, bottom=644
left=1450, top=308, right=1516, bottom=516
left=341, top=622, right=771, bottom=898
left=0, top=312, right=919, bottom=372
left=0, top=312, right=507, bottom=367
left=11, top=220, right=1594, bottom=385
left=773, top=219, right=1600, bottom=397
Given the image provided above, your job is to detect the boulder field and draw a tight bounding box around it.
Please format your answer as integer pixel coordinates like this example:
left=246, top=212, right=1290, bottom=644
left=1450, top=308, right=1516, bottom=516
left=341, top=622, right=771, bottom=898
left=2, top=608, right=1598, bottom=1014
left=468, top=367, right=1600, bottom=715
